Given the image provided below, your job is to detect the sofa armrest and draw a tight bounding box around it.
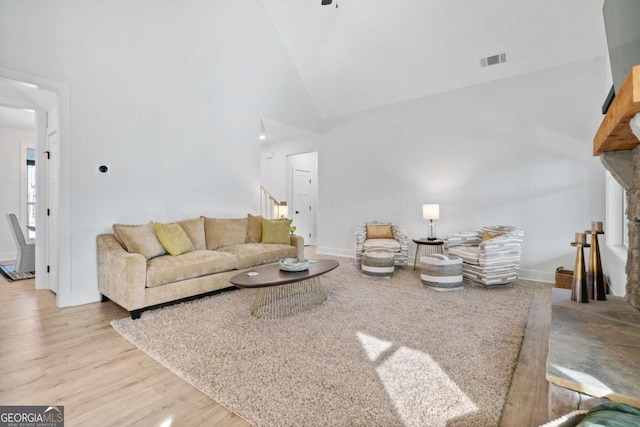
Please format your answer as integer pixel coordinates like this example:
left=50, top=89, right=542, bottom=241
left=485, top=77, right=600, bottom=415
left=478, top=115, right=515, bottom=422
left=290, top=234, right=305, bottom=260
left=97, top=234, right=147, bottom=311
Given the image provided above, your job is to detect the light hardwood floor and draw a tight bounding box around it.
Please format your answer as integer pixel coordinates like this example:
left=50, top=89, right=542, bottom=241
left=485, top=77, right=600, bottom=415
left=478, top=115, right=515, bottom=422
left=0, top=256, right=552, bottom=427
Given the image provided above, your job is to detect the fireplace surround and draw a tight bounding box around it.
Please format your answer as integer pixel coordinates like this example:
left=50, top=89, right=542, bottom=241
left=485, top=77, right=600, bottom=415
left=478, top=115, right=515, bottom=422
left=599, top=125, right=640, bottom=311
left=595, top=65, right=640, bottom=311
left=600, top=127, right=640, bottom=310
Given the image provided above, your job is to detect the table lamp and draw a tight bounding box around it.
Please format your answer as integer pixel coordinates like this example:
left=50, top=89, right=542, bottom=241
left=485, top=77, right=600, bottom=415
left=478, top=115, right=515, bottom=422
left=422, top=204, right=440, bottom=240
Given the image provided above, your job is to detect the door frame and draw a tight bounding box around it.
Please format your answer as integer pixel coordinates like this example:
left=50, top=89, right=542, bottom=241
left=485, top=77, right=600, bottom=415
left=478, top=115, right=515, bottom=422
left=291, top=167, right=312, bottom=244
left=286, top=152, right=318, bottom=246
left=0, top=68, right=70, bottom=305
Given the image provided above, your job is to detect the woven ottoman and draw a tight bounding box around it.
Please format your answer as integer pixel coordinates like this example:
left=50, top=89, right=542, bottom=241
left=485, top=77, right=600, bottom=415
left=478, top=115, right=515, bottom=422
left=361, top=248, right=395, bottom=278
left=420, top=253, right=463, bottom=291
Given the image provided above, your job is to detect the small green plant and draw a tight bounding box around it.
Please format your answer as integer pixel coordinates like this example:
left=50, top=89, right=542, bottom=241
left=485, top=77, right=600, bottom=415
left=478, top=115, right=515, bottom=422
left=290, top=225, right=297, bottom=235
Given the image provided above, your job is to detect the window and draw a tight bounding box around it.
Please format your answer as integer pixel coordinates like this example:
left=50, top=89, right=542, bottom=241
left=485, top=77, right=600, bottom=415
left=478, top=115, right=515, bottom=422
left=26, top=148, right=36, bottom=240
left=606, top=171, right=628, bottom=260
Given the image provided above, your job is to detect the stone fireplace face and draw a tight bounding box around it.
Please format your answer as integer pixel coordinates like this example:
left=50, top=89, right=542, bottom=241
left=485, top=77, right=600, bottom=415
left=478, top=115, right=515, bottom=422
left=602, top=146, right=640, bottom=310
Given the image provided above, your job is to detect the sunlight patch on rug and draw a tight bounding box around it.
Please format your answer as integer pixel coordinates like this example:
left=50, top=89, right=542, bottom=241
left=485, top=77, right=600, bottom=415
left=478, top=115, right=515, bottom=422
left=357, top=331, right=393, bottom=361
left=358, top=332, right=478, bottom=426
left=379, top=347, right=478, bottom=426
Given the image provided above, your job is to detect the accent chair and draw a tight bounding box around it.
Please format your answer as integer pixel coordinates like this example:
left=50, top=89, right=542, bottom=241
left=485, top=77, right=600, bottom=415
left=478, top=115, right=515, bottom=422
left=6, top=213, right=36, bottom=273
left=445, top=225, right=524, bottom=286
left=355, top=222, right=409, bottom=268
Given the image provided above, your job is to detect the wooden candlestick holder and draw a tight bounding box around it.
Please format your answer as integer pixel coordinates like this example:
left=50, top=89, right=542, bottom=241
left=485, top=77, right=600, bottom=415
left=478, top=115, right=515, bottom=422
left=585, top=229, right=606, bottom=301
left=570, top=241, right=590, bottom=303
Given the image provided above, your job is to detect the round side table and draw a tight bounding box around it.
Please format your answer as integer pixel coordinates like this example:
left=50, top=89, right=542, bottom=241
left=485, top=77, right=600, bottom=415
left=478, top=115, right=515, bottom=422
left=412, top=238, right=444, bottom=270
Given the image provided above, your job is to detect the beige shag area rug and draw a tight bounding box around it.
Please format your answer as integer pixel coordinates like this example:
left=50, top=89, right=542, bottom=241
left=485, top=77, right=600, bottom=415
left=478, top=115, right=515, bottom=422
left=111, top=260, right=535, bottom=427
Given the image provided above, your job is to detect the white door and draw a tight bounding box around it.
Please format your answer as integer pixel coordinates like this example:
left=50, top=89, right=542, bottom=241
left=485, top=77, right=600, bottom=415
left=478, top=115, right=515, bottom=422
left=45, top=127, right=59, bottom=293
left=292, top=169, right=312, bottom=244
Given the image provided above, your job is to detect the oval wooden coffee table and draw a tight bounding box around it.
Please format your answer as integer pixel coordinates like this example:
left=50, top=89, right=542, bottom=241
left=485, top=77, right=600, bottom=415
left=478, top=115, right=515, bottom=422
left=230, top=259, right=339, bottom=319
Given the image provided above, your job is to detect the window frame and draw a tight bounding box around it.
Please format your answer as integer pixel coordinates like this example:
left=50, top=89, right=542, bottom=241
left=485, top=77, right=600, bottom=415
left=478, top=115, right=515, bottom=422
left=605, top=170, right=628, bottom=261
left=20, top=143, right=36, bottom=240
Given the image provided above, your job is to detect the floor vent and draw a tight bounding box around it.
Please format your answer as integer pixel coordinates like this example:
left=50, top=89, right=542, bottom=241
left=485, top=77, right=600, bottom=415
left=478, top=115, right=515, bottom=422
left=480, top=52, right=507, bottom=68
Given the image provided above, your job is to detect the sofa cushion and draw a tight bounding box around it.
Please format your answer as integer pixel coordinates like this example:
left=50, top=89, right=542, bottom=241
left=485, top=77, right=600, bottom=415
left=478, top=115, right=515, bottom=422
left=447, top=246, right=481, bottom=265
left=363, top=238, right=400, bottom=252
left=146, top=250, right=239, bottom=288
left=217, top=243, right=297, bottom=269
left=177, top=217, right=206, bottom=250
left=154, top=222, right=195, bottom=256
left=203, top=217, right=248, bottom=250
left=113, top=222, right=167, bottom=260
left=247, top=214, right=263, bottom=243
left=261, top=218, right=292, bottom=244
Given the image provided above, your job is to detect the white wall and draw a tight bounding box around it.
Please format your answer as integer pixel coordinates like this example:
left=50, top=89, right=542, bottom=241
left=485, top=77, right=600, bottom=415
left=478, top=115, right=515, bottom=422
left=0, top=0, right=320, bottom=305
left=260, top=142, right=288, bottom=202
left=272, top=56, right=616, bottom=285
left=0, top=128, right=35, bottom=261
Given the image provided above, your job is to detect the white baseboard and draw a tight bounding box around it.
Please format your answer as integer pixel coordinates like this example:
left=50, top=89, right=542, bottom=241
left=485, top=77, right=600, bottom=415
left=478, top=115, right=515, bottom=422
left=58, top=289, right=101, bottom=308
left=315, top=247, right=354, bottom=258
left=519, top=269, right=555, bottom=284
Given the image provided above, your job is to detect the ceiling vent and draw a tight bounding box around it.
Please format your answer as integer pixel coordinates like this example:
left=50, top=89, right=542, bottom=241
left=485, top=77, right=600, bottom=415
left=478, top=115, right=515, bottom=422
left=480, top=52, right=507, bottom=68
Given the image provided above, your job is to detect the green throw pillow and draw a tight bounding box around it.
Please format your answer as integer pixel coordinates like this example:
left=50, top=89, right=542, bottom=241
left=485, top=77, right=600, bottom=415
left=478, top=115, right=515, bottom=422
left=261, top=218, right=292, bottom=244
left=154, top=222, right=195, bottom=256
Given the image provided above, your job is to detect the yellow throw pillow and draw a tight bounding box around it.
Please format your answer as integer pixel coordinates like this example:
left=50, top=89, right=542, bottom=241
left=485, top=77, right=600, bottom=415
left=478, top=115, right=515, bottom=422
left=154, top=222, right=195, bottom=256
left=366, top=223, right=394, bottom=239
left=261, top=218, right=292, bottom=244
left=481, top=231, right=502, bottom=242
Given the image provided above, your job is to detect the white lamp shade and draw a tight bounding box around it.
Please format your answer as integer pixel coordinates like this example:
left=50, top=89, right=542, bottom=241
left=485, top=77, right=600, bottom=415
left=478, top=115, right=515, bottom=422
left=422, top=204, right=440, bottom=220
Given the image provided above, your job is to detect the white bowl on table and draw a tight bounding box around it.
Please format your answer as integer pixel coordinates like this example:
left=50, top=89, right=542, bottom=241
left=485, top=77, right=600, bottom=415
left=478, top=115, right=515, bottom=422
left=279, top=258, right=310, bottom=272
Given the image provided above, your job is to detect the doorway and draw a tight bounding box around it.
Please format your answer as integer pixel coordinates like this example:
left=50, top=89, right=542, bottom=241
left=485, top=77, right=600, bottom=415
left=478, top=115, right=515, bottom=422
left=287, top=152, right=318, bottom=246
left=0, top=71, right=64, bottom=298
left=292, top=168, right=312, bottom=242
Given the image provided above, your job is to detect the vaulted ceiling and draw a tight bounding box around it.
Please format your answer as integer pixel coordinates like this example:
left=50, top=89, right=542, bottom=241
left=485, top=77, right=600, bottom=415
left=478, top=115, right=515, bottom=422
left=0, top=1, right=610, bottom=129
left=262, top=0, right=609, bottom=118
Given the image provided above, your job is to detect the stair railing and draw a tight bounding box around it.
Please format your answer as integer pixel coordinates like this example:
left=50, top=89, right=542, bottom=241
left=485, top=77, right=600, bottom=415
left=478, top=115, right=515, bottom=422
left=260, top=185, right=287, bottom=219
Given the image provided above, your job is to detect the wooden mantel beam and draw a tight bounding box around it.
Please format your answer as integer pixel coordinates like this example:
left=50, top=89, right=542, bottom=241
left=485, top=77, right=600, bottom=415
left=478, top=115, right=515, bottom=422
left=593, top=65, right=640, bottom=156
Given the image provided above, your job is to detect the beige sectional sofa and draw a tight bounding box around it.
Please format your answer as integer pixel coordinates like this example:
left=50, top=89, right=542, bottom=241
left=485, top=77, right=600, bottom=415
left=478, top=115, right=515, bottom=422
left=97, top=214, right=303, bottom=318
